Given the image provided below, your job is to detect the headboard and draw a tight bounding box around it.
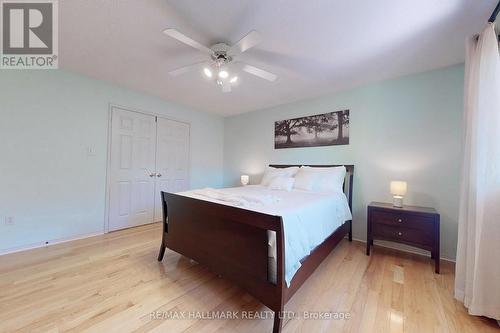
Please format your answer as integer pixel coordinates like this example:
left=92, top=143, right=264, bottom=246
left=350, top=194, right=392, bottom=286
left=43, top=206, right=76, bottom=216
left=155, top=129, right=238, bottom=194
left=269, top=164, right=354, bottom=212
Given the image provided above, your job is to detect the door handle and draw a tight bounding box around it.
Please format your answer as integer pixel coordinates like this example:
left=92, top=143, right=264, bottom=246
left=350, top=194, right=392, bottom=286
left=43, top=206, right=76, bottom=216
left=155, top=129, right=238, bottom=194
left=145, top=168, right=155, bottom=177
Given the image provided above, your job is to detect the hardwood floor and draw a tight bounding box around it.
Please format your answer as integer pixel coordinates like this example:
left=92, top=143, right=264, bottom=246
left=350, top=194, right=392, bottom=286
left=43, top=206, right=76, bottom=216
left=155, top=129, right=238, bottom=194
left=0, top=223, right=496, bottom=333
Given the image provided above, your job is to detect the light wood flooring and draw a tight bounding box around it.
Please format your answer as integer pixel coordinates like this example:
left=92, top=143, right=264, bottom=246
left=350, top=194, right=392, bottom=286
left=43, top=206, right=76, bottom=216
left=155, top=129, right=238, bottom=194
left=0, top=223, right=497, bottom=333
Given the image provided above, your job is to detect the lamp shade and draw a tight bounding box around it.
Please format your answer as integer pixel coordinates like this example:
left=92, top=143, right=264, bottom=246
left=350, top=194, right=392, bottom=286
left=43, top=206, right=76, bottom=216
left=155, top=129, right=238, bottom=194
left=390, top=181, right=407, bottom=196
left=240, top=175, right=249, bottom=186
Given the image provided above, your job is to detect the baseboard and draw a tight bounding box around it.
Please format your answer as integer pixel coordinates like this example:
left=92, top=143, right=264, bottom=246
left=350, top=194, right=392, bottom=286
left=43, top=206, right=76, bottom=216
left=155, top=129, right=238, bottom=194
left=0, top=231, right=104, bottom=256
left=352, top=237, right=456, bottom=263
left=0, top=222, right=160, bottom=256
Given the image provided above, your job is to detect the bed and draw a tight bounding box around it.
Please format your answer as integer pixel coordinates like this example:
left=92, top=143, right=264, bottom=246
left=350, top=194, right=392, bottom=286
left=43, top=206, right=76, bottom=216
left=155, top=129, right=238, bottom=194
left=157, top=164, right=354, bottom=333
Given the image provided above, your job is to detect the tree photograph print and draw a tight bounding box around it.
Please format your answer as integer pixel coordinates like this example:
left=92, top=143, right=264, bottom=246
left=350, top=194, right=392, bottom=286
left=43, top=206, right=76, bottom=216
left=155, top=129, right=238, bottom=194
left=274, top=110, right=349, bottom=149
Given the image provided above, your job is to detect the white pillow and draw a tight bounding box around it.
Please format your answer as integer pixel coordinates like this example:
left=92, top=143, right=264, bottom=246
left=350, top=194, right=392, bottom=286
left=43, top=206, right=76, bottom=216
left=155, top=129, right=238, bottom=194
left=293, top=168, right=322, bottom=191
left=306, top=166, right=347, bottom=193
left=268, top=177, right=295, bottom=191
left=260, top=166, right=299, bottom=186
left=294, top=166, right=346, bottom=193
left=279, top=166, right=299, bottom=176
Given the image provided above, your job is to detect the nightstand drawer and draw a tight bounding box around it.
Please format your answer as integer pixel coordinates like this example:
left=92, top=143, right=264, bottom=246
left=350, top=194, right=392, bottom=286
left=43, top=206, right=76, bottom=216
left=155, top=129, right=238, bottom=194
left=372, top=223, right=434, bottom=247
left=371, top=210, right=433, bottom=232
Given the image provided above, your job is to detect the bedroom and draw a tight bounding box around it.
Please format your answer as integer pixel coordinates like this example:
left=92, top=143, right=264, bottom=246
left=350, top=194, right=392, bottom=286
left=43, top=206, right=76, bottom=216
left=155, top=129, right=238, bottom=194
left=0, top=1, right=499, bottom=332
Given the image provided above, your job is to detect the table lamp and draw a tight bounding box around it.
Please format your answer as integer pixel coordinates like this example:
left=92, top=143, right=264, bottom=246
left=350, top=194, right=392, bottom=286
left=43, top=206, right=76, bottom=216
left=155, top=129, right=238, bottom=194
left=241, top=175, right=249, bottom=186
left=390, top=181, right=407, bottom=208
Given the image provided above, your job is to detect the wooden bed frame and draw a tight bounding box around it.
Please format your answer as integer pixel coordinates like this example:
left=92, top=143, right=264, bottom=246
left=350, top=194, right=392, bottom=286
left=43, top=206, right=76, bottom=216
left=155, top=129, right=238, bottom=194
left=157, top=165, right=354, bottom=333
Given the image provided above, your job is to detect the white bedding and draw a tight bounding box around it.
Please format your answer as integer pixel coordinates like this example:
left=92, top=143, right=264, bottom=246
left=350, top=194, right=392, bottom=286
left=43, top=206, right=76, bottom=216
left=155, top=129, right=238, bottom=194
left=177, top=185, right=352, bottom=286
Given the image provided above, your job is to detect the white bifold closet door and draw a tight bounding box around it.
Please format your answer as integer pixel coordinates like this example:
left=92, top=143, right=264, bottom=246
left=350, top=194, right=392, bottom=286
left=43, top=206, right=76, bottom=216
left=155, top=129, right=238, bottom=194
left=108, top=107, right=190, bottom=231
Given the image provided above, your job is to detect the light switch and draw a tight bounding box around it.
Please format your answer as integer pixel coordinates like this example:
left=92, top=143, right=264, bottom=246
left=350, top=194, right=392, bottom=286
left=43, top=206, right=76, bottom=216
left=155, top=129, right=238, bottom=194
left=87, top=146, right=96, bottom=156
left=5, top=216, right=14, bottom=225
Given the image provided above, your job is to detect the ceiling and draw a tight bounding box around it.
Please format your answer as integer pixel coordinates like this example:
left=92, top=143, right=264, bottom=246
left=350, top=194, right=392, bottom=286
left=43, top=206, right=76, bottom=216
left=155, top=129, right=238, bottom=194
left=59, top=0, right=496, bottom=116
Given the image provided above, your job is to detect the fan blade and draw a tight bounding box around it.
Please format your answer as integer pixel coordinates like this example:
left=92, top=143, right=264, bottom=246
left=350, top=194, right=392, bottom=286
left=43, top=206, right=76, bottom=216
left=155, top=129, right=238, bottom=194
left=242, top=64, right=277, bottom=81
left=163, top=28, right=213, bottom=55
left=221, top=80, right=232, bottom=93
left=168, top=62, right=207, bottom=77
left=230, top=30, right=261, bottom=54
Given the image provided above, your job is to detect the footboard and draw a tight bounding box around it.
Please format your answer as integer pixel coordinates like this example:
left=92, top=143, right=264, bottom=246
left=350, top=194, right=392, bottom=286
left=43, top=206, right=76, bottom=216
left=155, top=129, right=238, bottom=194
left=160, top=192, right=286, bottom=312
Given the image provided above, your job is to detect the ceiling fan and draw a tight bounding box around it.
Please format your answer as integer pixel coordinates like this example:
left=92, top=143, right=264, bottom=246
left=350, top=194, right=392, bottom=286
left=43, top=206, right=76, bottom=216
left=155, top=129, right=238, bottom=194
left=163, top=28, right=277, bottom=92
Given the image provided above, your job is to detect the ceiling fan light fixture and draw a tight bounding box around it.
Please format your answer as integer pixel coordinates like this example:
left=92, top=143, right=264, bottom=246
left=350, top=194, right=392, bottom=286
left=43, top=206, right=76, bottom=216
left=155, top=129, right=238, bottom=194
left=164, top=28, right=278, bottom=92
left=203, top=68, right=212, bottom=78
left=218, top=70, right=229, bottom=79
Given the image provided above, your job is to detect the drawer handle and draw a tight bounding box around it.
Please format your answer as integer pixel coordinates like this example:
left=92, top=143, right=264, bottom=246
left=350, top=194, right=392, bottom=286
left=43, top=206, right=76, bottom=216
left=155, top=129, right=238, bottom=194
left=397, top=218, right=403, bottom=223
left=398, top=232, right=403, bottom=236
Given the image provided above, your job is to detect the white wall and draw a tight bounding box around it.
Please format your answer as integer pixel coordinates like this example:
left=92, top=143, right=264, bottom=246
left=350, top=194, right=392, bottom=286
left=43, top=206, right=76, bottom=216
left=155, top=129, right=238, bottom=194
left=0, top=70, right=224, bottom=253
left=223, top=64, right=464, bottom=260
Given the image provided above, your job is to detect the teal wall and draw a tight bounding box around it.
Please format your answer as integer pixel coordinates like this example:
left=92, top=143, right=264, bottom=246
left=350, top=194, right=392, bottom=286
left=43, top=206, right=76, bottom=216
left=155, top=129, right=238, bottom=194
left=0, top=70, right=224, bottom=252
left=0, top=65, right=464, bottom=259
left=223, top=64, right=464, bottom=260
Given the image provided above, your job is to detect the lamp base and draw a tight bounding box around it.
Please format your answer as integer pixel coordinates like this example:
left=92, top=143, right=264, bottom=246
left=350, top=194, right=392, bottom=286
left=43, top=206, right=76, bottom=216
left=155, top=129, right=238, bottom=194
left=393, top=196, right=404, bottom=208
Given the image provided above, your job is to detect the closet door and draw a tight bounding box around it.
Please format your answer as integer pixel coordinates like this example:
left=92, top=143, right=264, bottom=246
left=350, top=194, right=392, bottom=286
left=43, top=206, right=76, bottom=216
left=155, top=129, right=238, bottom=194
left=108, top=107, right=157, bottom=231
left=154, top=117, right=190, bottom=221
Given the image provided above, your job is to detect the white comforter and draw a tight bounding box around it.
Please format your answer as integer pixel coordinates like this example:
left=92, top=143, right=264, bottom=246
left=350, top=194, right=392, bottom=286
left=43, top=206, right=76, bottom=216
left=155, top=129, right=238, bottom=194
left=190, top=187, right=281, bottom=206
left=178, top=185, right=352, bottom=286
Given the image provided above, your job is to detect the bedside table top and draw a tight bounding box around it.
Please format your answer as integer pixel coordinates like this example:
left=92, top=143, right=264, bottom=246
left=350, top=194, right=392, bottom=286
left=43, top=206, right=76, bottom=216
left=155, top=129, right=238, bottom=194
left=369, top=201, right=438, bottom=215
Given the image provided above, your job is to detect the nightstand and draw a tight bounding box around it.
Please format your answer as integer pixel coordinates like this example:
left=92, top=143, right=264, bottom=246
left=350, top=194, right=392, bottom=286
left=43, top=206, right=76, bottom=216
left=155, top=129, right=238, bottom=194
left=366, top=202, right=440, bottom=273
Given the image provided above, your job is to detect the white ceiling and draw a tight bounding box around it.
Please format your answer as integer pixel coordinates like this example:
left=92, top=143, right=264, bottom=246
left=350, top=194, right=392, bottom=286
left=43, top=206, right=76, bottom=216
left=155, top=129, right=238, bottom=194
left=59, top=0, right=496, bottom=116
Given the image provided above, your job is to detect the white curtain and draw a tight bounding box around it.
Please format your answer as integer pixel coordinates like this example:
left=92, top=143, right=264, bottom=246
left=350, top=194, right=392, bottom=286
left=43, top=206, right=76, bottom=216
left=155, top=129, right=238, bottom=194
left=455, top=22, right=500, bottom=320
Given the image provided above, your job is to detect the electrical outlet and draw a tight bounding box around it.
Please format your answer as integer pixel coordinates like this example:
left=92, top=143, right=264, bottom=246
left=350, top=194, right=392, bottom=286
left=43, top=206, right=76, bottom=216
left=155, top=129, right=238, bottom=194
left=5, top=216, right=15, bottom=225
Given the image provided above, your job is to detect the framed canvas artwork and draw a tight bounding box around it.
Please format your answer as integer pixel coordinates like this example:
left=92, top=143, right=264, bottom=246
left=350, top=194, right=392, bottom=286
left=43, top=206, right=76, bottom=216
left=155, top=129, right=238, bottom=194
left=274, top=110, right=349, bottom=149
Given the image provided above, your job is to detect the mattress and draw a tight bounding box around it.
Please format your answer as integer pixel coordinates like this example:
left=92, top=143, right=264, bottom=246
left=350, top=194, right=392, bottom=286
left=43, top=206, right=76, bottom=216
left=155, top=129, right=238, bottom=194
left=178, top=185, right=352, bottom=285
